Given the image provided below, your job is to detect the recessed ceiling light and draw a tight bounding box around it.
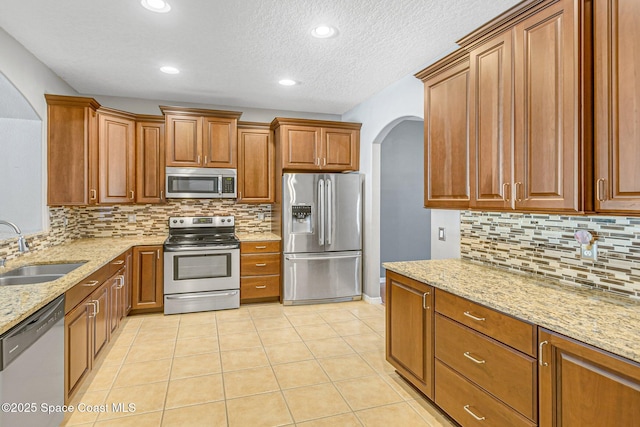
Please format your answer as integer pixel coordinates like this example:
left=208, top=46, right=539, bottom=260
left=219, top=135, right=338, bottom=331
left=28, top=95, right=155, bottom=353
left=141, top=0, right=171, bottom=13
left=311, top=25, right=337, bottom=38
left=160, top=66, right=180, bottom=74
left=278, top=79, right=297, bottom=86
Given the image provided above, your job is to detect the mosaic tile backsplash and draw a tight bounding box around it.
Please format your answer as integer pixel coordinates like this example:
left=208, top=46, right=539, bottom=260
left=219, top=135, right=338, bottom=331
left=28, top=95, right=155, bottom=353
left=0, top=201, right=271, bottom=261
left=461, top=211, right=640, bottom=298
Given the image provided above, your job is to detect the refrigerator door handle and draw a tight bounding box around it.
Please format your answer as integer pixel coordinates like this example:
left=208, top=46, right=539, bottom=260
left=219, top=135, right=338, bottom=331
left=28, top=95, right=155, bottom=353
left=318, top=179, right=325, bottom=245
left=326, top=178, right=332, bottom=245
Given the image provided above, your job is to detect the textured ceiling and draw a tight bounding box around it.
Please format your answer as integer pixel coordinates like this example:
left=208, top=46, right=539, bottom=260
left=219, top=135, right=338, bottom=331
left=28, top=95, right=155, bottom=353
left=0, top=0, right=520, bottom=114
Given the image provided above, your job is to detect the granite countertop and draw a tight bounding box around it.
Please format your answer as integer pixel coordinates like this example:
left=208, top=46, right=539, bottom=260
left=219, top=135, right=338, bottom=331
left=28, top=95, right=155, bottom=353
left=383, top=259, right=640, bottom=364
left=236, top=232, right=281, bottom=242
left=0, top=236, right=166, bottom=335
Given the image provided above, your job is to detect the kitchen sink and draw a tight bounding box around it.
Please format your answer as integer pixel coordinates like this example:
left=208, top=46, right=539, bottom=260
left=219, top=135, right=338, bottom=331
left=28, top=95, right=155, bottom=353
left=0, top=262, right=86, bottom=286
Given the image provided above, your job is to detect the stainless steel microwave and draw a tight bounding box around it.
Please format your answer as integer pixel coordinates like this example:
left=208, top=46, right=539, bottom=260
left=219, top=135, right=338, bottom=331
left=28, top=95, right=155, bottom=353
left=165, top=167, right=237, bottom=199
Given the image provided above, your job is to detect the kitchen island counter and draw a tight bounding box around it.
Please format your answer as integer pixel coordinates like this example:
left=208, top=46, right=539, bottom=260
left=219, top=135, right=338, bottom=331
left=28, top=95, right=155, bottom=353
left=383, top=259, right=640, bottom=364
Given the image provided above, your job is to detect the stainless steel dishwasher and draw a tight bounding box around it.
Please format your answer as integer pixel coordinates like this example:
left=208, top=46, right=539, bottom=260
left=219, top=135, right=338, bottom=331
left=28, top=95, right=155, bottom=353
left=0, top=295, right=65, bottom=427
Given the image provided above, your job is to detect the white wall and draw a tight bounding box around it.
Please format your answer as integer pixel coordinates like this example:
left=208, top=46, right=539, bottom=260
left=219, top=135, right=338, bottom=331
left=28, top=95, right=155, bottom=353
left=342, top=74, right=461, bottom=302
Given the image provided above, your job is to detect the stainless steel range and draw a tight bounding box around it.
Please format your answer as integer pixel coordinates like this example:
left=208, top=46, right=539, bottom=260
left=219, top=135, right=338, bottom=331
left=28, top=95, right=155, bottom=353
left=163, top=216, right=240, bottom=315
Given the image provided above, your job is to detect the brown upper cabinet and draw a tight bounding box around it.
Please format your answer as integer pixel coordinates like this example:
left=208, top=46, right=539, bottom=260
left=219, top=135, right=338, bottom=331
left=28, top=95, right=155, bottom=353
left=46, top=95, right=100, bottom=206
left=161, top=106, right=242, bottom=169
left=594, top=0, right=640, bottom=214
left=271, top=118, right=361, bottom=172
left=238, top=122, right=275, bottom=203
left=136, top=116, right=165, bottom=203
left=97, top=108, right=136, bottom=204
left=416, top=52, right=471, bottom=209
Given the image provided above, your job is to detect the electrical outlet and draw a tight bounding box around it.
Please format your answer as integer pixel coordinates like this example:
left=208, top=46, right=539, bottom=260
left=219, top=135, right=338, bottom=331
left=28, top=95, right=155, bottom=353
left=257, top=213, right=265, bottom=220
left=581, top=241, right=598, bottom=261
left=438, top=227, right=446, bottom=241
left=128, top=214, right=136, bottom=223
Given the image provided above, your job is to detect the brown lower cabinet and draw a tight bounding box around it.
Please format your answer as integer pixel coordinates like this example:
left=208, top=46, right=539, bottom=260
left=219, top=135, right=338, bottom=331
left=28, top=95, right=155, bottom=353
left=538, top=329, right=640, bottom=427
left=240, top=241, right=281, bottom=302
left=131, top=245, right=164, bottom=311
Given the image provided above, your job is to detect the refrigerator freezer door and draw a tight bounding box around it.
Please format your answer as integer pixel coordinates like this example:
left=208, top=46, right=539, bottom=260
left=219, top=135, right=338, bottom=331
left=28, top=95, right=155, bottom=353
left=283, top=251, right=362, bottom=304
left=324, top=173, right=363, bottom=252
left=283, top=174, right=324, bottom=253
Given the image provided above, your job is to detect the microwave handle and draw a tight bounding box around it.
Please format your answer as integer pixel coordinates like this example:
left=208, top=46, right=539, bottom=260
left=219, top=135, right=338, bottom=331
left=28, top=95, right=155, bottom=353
left=218, top=175, right=223, bottom=195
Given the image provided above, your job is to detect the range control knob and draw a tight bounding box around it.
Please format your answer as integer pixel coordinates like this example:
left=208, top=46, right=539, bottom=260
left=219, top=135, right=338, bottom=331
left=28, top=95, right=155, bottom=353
left=179, top=220, right=184, bottom=223
left=172, top=220, right=177, bottom=223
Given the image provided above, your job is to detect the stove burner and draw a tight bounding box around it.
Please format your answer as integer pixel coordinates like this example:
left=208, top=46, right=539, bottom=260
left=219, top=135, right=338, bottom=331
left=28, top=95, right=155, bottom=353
left=164, top=216, right=239, bottom=250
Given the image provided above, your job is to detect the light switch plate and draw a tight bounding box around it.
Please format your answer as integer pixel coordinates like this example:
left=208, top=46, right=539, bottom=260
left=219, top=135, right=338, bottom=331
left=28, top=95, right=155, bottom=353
left=438, top=227, right=446, bottom=241
left=128, top=214, right=136, bottom=223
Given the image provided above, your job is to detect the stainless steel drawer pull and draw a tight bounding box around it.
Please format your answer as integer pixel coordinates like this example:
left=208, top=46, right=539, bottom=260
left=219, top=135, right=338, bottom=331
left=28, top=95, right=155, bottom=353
left=539, top=340, right=549, bottom=366
left=463, top=352, right=486, bottom=364
left=83, top=280, right=99, bottom=287
left=463, top=311, right=485, bottom=321
left=87, top=301, right=97, bottom=318
left=255, top=246, right=267, bottom=249
left=255, top=263, right=267, bottom=267
left=422, top=291, right=430, bottom=310
left=255, top=285, right=267, bottom=289
left=463, top=405, right=486, bottom=421
left=112, top=260, right=125, bottom=265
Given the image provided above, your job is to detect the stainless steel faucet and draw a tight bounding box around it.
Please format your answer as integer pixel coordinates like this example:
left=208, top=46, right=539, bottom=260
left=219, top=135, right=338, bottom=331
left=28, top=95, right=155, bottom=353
left=0, top=220, right=30, bottom=253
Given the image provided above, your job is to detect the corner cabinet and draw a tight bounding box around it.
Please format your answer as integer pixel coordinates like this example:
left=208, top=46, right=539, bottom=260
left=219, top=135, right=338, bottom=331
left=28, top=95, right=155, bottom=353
left=238, top=122, right=275, bottom=203
left=416, top=52, right=471, bottom=209
left=594, top=0, right=640, bottom=213
left=161, top=106, right=242, bottom=169
left=271, top=118, right=361, bottom=172
left=131, top=245, right=164, bottom=311
left=538, top=329, right=640, bottom=427
left=97, top=108, right=136, bottom=204
left=385, top=270, right=434, bottom=399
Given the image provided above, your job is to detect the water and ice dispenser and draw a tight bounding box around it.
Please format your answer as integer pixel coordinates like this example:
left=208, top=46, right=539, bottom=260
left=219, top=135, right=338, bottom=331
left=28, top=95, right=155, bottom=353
left=291, top=205, right=312, bottom=233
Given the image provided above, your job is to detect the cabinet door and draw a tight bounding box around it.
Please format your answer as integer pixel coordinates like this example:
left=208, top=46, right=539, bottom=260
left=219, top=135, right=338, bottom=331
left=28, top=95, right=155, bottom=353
left=281, top=125, right=320, bottom=170
left=469, top=31, right=513, bottom=210
left=98, top=113, right=136, bottom=203
left=238, top=127, right=274, bottom=203
left=594, top=0, right=640, bottom=213
left=64, top=301, right=93, bottom=402
left=385, top=271, right=434, bottom=399
left=132, top=246, right=164, bottom=310
left=203, top=117, right=237, bottom=168
left=136, top=120, right=165, bottom=203
left=538, top=329, right=640, bottom=427
left=91, top=281, right=110, bottom=360
left=166, top=114, right=202, bottom=167
left=424, top=58, right=471, bottom=209
left=108, top=274, right=124, bottom=334
left=124, top=250, right=133, bottom=316
left=513, top=0, right=580, bottom=212
left=320, top=127, right=359, bottom=171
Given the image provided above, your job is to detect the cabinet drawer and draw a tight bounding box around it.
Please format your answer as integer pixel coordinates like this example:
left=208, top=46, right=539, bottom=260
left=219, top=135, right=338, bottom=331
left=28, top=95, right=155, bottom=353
left=240, top=241, right=281, bottom=254
left=241, top=276, right=280, bottom=299
left=435, top=289, right=536, bottom=356
left=65, top=265, right=111, bottom=314
left=108, top=252, right=127, bottom=276
left=435, top=314, right=537, bottom=420
left=435, top=360, right=536, bottom=427
left=241, top=254, right=280, bottom=276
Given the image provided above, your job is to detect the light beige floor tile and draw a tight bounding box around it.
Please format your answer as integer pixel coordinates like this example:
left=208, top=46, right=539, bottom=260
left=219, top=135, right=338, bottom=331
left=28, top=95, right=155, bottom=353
left=257, top=326, right=302, bottom=346
left=248, top=304, right=285, bottom=319
left=134, top=325, right=178, bottom=343
left=359, top=350, right=396, bottom=374
left=407, top=399, right=457, bottom=427
left=356, top=402, right=431, bottom=427
left=220, top=347, right=269, bottom=371
left=111, top=331, right=137, bottom=347
left=85, top=363, right=120, bottom=391
left=139, top=315, right=181, bottom=330
left=343, top=333, right=384, bottom=353
left=223, top=366, right=280, bottom=398
left=217, top=318, right=256, bottom=335
left=162, top=401, right=227, bottom=427
left=349, top=304, right=384, bottom=319
left=125, top=340, right=175, bottom=363
left=165, top=374, right=224, bottom=408
left=283, top=383, right=350, bottom=423
left=227, top=391, right=293, bottom=427
left=314, top=302, right=360, bottom=312
left=94, top=411, right=163, bottom=426
left=382, top=372, right=425, bottom=401
left=361, top=316, right=385, bottom=333
left=215, top=307, right=251, bottom=322
left=253, top=315, right=292, bottom=331
left=272, top=360, right=330, bottom=389
left=296, top=413, right=363, bottom=427
left=218, top=330, right=262, bottom=351
left=318, top=354, right=375, bottom=381
left=177, top=322, right=217, bottom=339
left=282, top=304, right=322, bottom=315
left=170, top=351, right=221, bottom=379
left=100, top=382, right=167, bottom=420
left=319, top=309, right=358, bottom=323
left=285, top=313, right=327, bottom=326
left=101, top=345, right=130, bottom=366
left=334, top=375, right=403, bottom=411
left=112, top=358, right=171, bottom=388
left=264, top=341, right=314, bottom=365
left=174, top=336, right=219, bottom=357
left=305, top=337, right=355, bottom=358
left=61, top=389, right=108, bottom=426
left=329, top=319, right=375, bottom=336
left=120, top=318, right=143, bottom=333
left=295, top=324, right=339, bottom=341
left=179, top=310, right=217, bottom=326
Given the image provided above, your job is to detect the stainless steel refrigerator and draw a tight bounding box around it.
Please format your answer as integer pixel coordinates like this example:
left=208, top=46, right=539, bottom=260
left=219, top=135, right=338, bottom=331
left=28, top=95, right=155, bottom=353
left=282, top=173, right=363, bottom=304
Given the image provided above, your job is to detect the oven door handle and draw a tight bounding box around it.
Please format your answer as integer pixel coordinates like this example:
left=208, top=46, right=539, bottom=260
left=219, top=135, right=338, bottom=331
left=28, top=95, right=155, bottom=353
left=165, top=291, right=239, bottom=300
left=164, top=244, right=239, bottom=251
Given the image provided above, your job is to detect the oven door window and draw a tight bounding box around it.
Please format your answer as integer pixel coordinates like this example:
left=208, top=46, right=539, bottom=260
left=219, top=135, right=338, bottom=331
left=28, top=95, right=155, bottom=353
left=168, top=176, right=219, bottom=194
left=173, top=253, right=231, bottom=280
